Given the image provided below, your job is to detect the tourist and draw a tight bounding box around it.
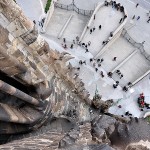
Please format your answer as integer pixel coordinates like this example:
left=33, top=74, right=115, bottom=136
left=82, top=43, right=85, bottom=47
left=123, top=15, right=127, bottom=20
left=119, top=18, right=123, bottom=23
left=125, top=111, right=129, bottom=116
left=137, top=16, right=140, bottom=20
left=132, top=15, right=135, bottom=20
left=95, top=68, right=98, bottom=72
left=99, top=25, right=102, bottom=30
left=33, top=20, right=36, bottom=24
left=88, top=41, right=91, bottom=46
left=100, top=58, right=104, bottom=63
left=116, top=70, right=120, bottom=74
left=127, top=82, right=132, bottom=87
left=142, top=41, right=145, bottom=45
left=77, top=67, right=80, bottom=70
left=110, top=32, right=113, bottom=37
left=107, top=72, right=113, bottom=78
left=79, top=60, right=83, bottom=65
left=64, top=44, right=67, bottom=49
left=98, top=63, right=101, bottom=67
left=90, top=58, right=93, bottom=62
left=136, top=3, right=139, bottom=8
left=63, top=38, right=66, bottom=43
left=97, top=58, right=100, bottom=62
left=70, top=44, right=73, bottom=49
left=120, top=74, right=123, bottom=79
left=93, top=27, right=96, bottom=31
left=85, top=49, right=89, bottom=53
left=120, top=6, right=124, bottom=12
left=93, top=62, right=96, bottom=67
left=76, top=36, right=79, bottom=42
left=122, top=86, right=128, bottom=92
left=90, top=29, right=92, bottom=34
left=83, top=60, right=86, bottom=65
left=118, top=105, right=122, bottom=108
left=94, top=14, right=96, bottom=20
left=147, top=17, right=150, bottom=23
left=85, top=44, right=88, bottom=48
left=116, top=81, right=119, bottom=86
left=100, top=71, right=104, bottom=78
left=113, top=57, right=117, bottom=61
left=104, top=0, right=109, bottom=6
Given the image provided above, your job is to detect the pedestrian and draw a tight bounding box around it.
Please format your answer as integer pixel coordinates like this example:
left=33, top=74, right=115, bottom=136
left=123, top=86, right=128, bottom=92
left=64, top=44, right=67, bottom=49
left=116, top=70, right=120, bottom=73
left=94, top=14, right=96, bottom=20
left=116, top=81, right=119, bottom=86
left=90, top=58, right=93, bottom=62
left=137, top=16, right=140, bottom=20
left=63, top=38, right=66, bottom=43
left=95, top=68, right=98, bottom=72
left=123, top=15, right=127, bottom=20
left=83, top=60, right=86, bottom=65
left=113, top=84, right=117, bottom=89
left=142, top=41, right=145, bottom=45
left=107, top=72, right=113, bottom=78
left=33, top=20, right=36, bottom=24
left=113, top=57, right=117, bottom=61
left=127, top=82, right=132, bottom=87
left=98, top=63, right=101, bottom=67
left=100, top=58, right=104, bottom=63
left=88, top=41, right=91, bottom=46
left=125, top=111, right=129, bottom=116
left=90, top=29, right=92, bottom=34
left=97, top=58, right=100, bottom=62
left=85, top=44, right=88, bottom=48
left=119, top=18, right=123, bottom=23
left=136, top=3, right=139, bottom=8
left=76, top=36, right=79, bottom=42
left=79, top=60, right=83, bottom=65
left=147, top=17, right=150, bottom=23
left=147, top=10, right=150, bottom=16
left=93, top=62, right=96, bottom=67
left=70, top=44, right=73, bottom=49
left=85, top=49, right=89, bottom=53
left=120, top=74, right=123, bottom=79
left=99, top=25, right=101, bottom=30
left=100, top=71, right=104, bottom=78
left=110, top=32, right=113, bottom=37
left=93, top=27, right=96, bottom=31
left=77, top=67, right=80, bottom=70
left=73, top=40, right=75, bottom=44
left=132, top=15, right=135, bottom=20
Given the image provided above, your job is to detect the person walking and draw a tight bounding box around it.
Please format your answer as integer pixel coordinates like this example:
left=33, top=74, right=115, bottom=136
left=119, top=18, right=123, bottom=23
left=137, top=16, right=140, bottom=20
left=90, top=29, right=92, bottom=34
left=88, top=41, right=91, bottom=46
left=142, top=41, right=145, bottom=45
left=90, top=58, right=93, bottom=62
left=93, top=27, right=96, bottom=31
left=132, top=15, right=135, bottom=20
left=113, top=57, right=117, bottom=61
left=136, top=3, right=139, bottom=8
left=94, top=14, right=96, bottom=20
left=63, top=38, right=66, bottom=43
left=147, top=17, right=150, bottom=23
left=99, top=25, right=101, bottom=30
left=100, top=58, right=104, bottom=63
left=95, top=68, right=98, bottom=72
left=70, top=44, right=73, bottom=49
left=120, top=74, right=123, bottom=79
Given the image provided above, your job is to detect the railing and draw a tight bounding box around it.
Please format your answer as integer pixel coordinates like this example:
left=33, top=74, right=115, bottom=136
left=54, top=2, right=93, bottom=17
left=122, top=29, right=150, bottom=62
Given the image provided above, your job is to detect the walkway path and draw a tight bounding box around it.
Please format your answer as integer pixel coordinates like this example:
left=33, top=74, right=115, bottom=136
left=46, top=8, right=89, bottom=42
left=81, top=5, right=123, bottom=56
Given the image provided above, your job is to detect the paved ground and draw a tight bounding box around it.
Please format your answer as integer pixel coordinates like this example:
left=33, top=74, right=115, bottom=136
left=81, top=5, right=123, bottom=56
left=46, top=8, right=89, bottom=42
left=16, top=0, right=150, bottom=118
